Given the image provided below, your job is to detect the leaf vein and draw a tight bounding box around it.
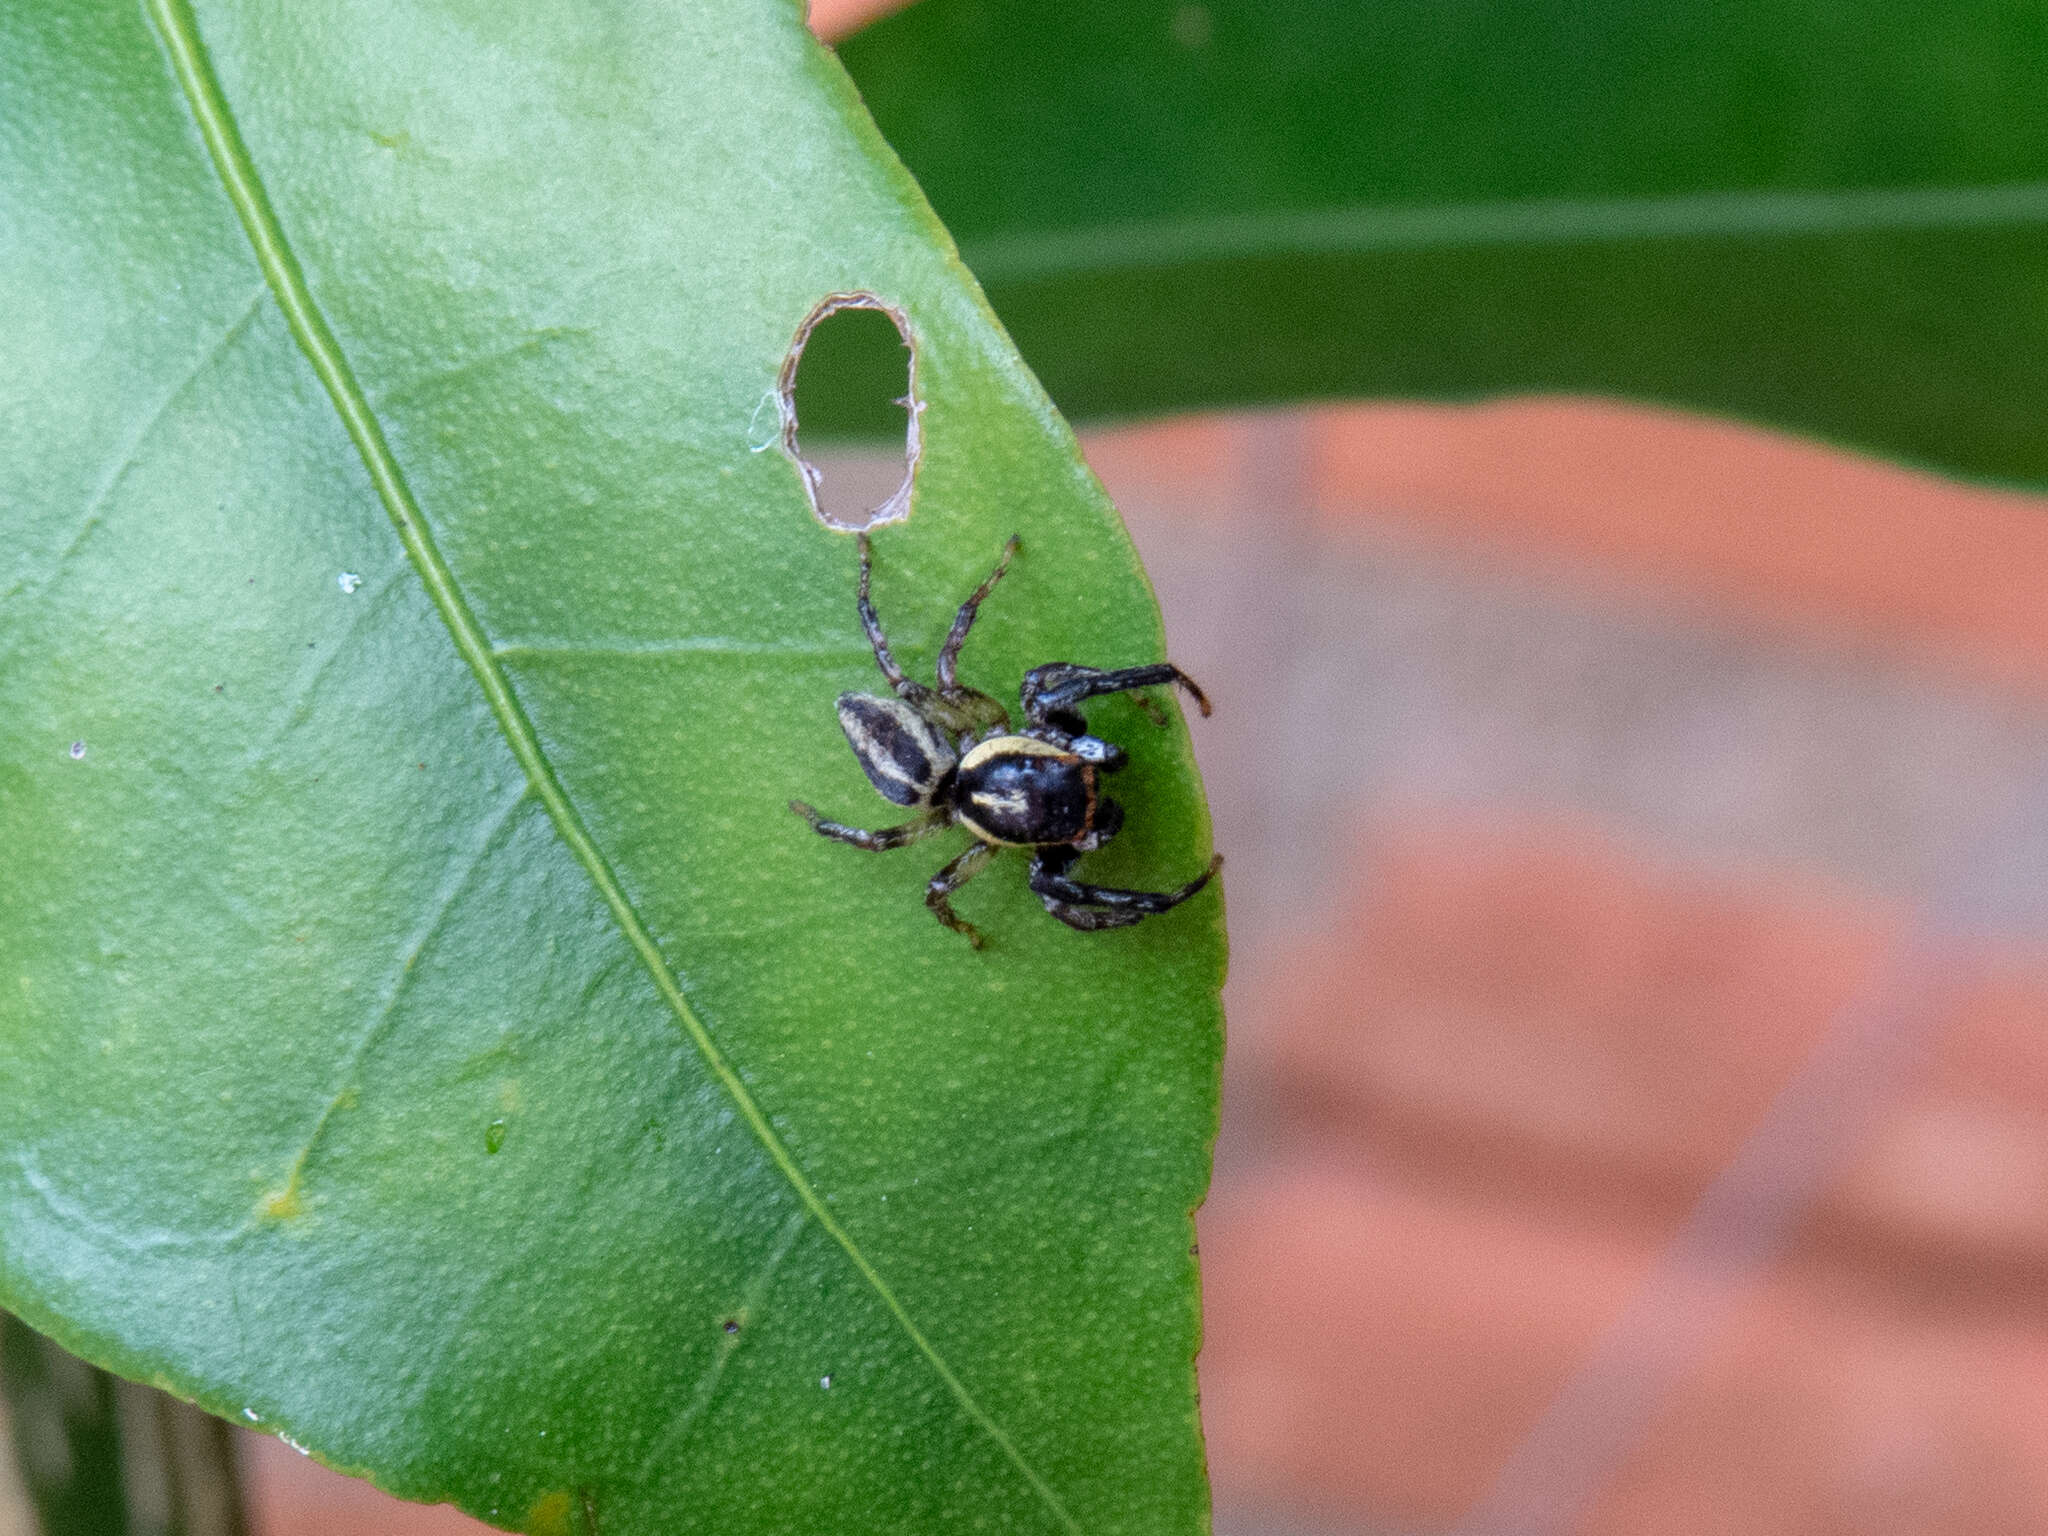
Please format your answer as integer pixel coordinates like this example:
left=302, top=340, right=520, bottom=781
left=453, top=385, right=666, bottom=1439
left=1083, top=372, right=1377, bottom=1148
left=368, top=326, right=596, bottom=413
left=492, top=638, right=870, bottom=661
left=1, top=280, right=268, bottom=609
left=251, top=785, right=532, bottom=1226
left=240, top=560, right=409, bottom=773
left=635, top=1209, right=809, bottom=1479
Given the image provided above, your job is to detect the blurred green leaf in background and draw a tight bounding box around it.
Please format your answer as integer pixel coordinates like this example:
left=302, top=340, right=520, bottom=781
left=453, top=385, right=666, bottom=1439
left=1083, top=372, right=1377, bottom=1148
left=833, top=0, right=2048, bottom=487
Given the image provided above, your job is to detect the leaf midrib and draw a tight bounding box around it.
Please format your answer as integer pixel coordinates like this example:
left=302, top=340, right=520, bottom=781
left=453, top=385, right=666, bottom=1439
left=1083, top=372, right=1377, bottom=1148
left=142, top=2, right=1079, bottom=1527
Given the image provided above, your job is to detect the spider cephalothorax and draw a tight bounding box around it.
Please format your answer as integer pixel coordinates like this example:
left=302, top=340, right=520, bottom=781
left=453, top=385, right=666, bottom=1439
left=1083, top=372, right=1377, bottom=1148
left=791, top=532, right=1221, bottom=947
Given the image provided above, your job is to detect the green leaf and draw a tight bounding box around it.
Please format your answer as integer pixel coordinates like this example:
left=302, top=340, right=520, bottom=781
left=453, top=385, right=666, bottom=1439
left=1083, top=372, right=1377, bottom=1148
left=0, top=3, right=1222, bottom=1534
left=833, top=0, right=2048, bottom=485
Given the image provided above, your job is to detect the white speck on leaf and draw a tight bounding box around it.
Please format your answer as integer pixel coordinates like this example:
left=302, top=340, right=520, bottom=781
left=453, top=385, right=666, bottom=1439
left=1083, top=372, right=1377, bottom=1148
left=68, top=741, right=85, bottom=760
left=820, top=1375, right=833, bottom=1390
left=337, top=571, right=363, bottom=594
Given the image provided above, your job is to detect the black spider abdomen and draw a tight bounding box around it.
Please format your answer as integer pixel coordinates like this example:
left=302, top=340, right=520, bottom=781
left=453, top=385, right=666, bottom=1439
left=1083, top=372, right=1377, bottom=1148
left=956, top=738, right=1094, bottom=845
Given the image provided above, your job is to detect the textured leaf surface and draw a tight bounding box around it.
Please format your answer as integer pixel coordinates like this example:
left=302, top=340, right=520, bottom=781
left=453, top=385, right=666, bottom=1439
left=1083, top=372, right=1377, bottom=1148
left=0, top=3, right=1222, bottom=1533
left=833, top=0, right=2048, bottom=484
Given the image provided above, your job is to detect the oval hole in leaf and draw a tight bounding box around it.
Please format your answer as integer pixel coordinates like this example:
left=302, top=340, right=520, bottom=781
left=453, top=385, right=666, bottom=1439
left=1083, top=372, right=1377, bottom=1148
left=779, top=292, right=921, bottom=530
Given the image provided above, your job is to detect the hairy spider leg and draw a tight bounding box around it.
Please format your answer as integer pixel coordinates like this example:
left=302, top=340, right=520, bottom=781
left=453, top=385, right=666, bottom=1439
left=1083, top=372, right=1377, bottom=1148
left=854, top=532, right=915, bottom=695
left=936, top=534, right=1020, bottom=689
left=854, top=533, right=1008, bottom=736
left=790, top=800, right=949, bottom=851
left=926, top=840, right=998, bottom=947
left=1027, top=846, right=1222, bottom=930
left=1020, top=662, right=1211, bottom=728
left=1037, top=899, right=1148, bottom=931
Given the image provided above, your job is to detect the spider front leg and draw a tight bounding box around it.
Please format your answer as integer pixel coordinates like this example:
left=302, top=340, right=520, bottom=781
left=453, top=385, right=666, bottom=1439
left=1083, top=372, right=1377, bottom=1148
left=1020, top=662, right=1211, bottom=729
left=926, top=841, right=998, bottom=948
left=791, top=801, right=949, bottom=851
left=854, top=533, right=916, bottom=696
left=854, top=533, right=1009, bottom=736
left=937, top=535, right=1019, bottom=690
left=1027, top=845, right=1222, bottom=930
left=1036, top=900, right=1148, bottom=931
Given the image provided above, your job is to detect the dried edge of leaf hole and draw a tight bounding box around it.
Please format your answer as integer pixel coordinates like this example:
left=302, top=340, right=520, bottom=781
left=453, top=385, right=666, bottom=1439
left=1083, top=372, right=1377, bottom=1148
left=778, top=291, right=922, bottom=532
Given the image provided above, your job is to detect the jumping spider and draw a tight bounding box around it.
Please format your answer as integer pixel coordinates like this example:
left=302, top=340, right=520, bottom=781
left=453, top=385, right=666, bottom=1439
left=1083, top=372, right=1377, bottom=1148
left=790, top=532, right=1222, bottom=947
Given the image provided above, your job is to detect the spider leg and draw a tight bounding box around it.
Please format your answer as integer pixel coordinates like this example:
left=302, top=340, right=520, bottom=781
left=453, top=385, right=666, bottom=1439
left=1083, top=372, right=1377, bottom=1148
left=1020, top=662, right=1211, bottom=728
left=1039, top=898, right=1148, bottom=931
left=930, top=684, right=1010, bottom=737
left=855, top=533, right=1008, bottom=735
left=926, top=840, right=998, bottom=948
left=936, top=535, right=1020, bottom=690
left=791, top=801, right=948, bottom=851
left=1028, top=847, right=1222, bottom=921
left=855, top=533, right=917, bottom=696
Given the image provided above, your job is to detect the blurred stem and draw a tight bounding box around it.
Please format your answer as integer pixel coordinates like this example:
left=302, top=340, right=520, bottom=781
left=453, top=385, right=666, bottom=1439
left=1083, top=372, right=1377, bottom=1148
left=0, top=1332, right=34, bottom=1536
left=0, top=1315, right=248, bottom=1536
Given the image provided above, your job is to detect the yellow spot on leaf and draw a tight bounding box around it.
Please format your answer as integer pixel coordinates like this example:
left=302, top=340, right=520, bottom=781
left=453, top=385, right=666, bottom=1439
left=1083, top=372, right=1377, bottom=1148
left=260, top=1183, right=303, bottom=1221
left=527, top=1490, right=574, bottom=1536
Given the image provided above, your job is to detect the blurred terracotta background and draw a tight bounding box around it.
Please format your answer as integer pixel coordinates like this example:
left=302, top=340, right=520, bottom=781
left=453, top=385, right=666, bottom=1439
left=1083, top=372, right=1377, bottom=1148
left=228, top=1, right=2048, bottom=1533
